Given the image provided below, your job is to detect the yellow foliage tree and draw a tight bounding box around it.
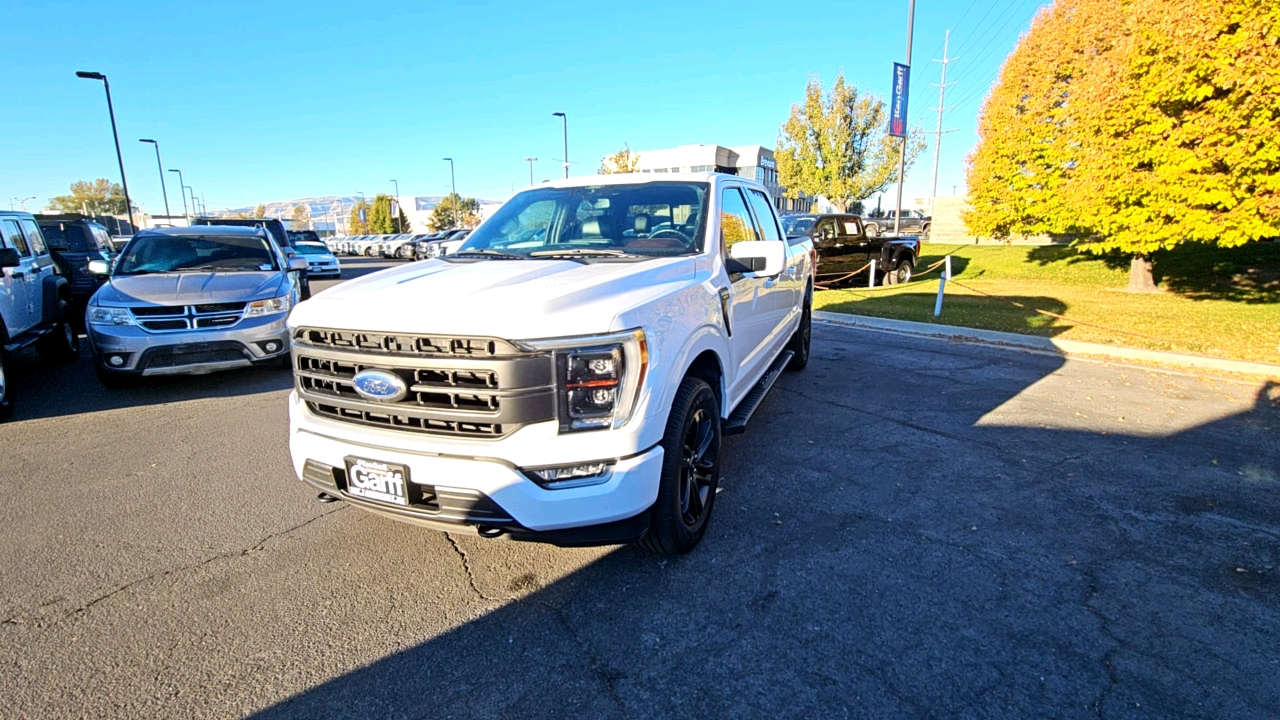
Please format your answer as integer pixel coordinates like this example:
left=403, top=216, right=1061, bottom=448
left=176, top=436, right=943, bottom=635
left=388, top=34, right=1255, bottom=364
left=599, top=145, right=640, bottom=174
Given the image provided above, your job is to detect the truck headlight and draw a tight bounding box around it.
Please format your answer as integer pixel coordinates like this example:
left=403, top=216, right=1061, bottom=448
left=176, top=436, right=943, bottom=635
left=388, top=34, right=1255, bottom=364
left=519, top=329, right=648, bottom=433
left=87, top=306, right=134, bottom=326
left=245, top=294, right=292, bottom=317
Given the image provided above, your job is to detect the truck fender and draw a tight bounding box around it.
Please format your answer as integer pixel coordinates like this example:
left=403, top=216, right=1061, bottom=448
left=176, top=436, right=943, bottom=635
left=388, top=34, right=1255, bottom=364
left=661, top=324, right=731, bottom=420
left=40, top=275, right=69, bottom=324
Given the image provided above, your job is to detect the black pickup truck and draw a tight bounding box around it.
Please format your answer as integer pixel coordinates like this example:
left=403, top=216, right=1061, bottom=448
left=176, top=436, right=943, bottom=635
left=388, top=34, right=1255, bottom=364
left=782, top=214, right=920, bottom=284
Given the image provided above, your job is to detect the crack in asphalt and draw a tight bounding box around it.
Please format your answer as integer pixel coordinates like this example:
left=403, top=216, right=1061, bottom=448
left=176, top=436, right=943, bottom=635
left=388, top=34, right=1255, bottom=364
left=440, top=533, right=631, bottom=719
left=1, top=507, right=346, bottom=630
left=1081, top=565, right=1121, bottom=719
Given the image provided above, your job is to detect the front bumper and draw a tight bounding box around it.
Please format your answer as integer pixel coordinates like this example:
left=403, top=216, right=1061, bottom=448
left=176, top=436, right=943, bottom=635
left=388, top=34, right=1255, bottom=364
left=288, top=391, right=663, bottom=541
left=87, top=312, right=291, bottom=375
left=307, top=262, right=341, bottom=277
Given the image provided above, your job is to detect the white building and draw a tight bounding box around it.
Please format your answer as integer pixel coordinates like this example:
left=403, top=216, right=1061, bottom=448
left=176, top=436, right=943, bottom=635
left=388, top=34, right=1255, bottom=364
left=631, top=144, right=812, bottom=212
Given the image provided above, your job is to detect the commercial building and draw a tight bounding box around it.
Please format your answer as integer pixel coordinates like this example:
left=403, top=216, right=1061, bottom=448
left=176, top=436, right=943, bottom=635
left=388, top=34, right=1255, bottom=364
left=632, top=144, right=814, bottom=212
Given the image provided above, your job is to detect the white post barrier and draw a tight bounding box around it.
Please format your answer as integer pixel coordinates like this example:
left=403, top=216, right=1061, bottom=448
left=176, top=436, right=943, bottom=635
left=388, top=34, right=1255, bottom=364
left=869, top=259, right=876, bottom=288
left=934, top=255, right=951, bottom=317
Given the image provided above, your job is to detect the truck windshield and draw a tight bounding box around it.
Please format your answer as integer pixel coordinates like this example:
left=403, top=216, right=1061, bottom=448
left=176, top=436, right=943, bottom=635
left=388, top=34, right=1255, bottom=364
left=114, top=234, right=279, bottom=275
left=458, top=182, right=708, bottom=259
left=781, top=215, right=817, bottom=237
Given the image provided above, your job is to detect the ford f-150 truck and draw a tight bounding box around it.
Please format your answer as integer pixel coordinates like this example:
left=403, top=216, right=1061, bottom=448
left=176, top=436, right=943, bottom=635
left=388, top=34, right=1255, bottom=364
left=287, top=173, right=813, bottom=554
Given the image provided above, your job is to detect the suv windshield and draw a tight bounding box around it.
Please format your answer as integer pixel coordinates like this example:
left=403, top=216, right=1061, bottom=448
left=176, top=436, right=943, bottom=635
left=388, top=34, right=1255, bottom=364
left=294, top=242, right=330, bottom=256
left=39, top=222, right=107, bottom=253
left=115, top=233, right=279, bottom=275
left=458, top=182, right=708, bottom=259
left=781, top=215, right=817, bottom=237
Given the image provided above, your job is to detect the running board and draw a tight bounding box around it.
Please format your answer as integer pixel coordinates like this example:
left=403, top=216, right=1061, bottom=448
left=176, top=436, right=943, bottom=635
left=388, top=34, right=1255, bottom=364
left=723, top=350, right=793, bottom=436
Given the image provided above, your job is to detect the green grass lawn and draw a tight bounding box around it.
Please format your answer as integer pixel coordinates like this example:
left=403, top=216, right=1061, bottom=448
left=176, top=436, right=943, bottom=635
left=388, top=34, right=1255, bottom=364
left=813, top=242, right=1280, bottom=365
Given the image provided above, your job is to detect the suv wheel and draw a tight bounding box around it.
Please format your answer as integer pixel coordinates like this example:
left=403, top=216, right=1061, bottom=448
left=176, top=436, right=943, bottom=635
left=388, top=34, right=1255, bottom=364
left=786, top=291, right=811, bottom=371
left=885, top=260, right=914, bottom=285
left=640, top=377, right=721, bottom=555
left=0, top=351, right=13, bottom=421
left=35, top=299, right=79, bottom=364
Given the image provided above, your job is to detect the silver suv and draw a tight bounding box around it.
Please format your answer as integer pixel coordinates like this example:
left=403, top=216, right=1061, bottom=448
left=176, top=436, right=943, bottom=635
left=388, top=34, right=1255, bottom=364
left=85, top=225, right=305, bottom=387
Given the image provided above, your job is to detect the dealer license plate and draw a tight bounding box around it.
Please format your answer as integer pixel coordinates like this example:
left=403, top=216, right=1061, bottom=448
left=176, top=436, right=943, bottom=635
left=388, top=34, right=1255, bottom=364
left=344, top=457, right=409, bottom=506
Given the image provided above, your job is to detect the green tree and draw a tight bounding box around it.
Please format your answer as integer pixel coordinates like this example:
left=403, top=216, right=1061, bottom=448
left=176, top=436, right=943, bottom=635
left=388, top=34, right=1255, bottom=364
left=428, top=193, right=481, bottom=231
left=46, top=178, right=130, bottom=215
left=290, top=204, right=311, bottom=229
left=347, top=200, right=371, bottom=235
left=366, top=193, right=411, bottom=234
left=776, top=73, right=925, bottom=212
left=252, top=204, right=266, bottom=219
left=1070, top=0, right=1280, bottom=290
left=599, top=144, right=641, bottom=174
left=963, top=1, right=1122, bottom=242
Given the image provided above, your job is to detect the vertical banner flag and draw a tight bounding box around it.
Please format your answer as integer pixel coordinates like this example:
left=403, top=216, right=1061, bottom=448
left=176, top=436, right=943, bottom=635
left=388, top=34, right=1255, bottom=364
left=889, top=62, right=911, bottom=138
left=391, top=200, right=399, bottom=217
left=358, top=206, right=367, bottom=223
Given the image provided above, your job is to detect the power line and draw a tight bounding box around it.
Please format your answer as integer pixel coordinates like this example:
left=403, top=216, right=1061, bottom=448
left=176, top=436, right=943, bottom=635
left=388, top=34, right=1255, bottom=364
left=941, top=2, right=1048, bottom=118
left=929, top=30, right=959, bottom=206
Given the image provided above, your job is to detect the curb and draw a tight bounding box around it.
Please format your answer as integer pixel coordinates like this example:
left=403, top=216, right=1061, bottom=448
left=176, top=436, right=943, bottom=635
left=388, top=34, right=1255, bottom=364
left=813, top=311, right=1280, bottom=380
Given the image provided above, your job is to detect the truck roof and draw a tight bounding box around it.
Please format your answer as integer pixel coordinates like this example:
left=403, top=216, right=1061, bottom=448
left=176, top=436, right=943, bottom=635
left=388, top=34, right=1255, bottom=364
left=538, top=171, right=770, bottom=192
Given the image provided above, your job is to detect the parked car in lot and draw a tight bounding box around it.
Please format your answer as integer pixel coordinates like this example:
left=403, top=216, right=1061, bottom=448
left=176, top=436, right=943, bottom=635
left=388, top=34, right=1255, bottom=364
left=0, top=211, right=79, bottom=420
left=286, top=173, right=813, bottom=554
left=415, top=228, right=470, bottom=259
left=783, top=213, right=919, bottom=284
left=294, top=240, right=341, bottom=278
left=36, top=215, right=116, bottom=322
left=863, top=209, right=930, bottom=238
left=85, top=226, right=305, bottom=387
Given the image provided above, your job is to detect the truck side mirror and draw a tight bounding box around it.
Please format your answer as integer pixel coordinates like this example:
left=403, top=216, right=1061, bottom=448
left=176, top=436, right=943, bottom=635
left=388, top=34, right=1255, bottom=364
left=287, top=256, right=309, bottom=272
left=728, top=241, right=785, bottom=277
left=0, top=247, right=20, bottom=268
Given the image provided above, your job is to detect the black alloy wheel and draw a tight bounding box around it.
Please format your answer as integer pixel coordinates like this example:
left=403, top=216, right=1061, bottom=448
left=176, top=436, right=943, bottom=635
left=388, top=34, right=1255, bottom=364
left=35, top=298, right=79, bottom=364
left=641, top=377, right=722, bottom=555
left=786, top=291, right=811, bottom=371
left=0, top=350, right=12, bottom=421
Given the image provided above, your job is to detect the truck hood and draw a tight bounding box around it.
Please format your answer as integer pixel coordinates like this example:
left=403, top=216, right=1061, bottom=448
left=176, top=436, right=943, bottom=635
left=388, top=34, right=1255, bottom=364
left=290, top=257, right=696, bottom=338
left=96, top=272, right=286, bottom=307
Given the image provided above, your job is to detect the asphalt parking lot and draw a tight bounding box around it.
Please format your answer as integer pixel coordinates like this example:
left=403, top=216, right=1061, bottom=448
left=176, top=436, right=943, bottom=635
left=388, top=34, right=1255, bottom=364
left=1, top=257, right=1277, bottom=719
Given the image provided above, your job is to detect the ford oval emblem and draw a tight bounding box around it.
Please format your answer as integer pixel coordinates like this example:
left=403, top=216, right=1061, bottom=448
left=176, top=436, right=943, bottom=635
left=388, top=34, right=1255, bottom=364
left=352, top=369, right=408, bottom=403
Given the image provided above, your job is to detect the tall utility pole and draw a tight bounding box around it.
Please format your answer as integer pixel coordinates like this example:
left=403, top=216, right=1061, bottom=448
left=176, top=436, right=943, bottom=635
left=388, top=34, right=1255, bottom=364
left=76, top=71, right=135, bottom=231
left=525, top=157, right=537, bottom=186
left=390, top=179, right=402, bottom=233
left=929, top=30, right=958, bottom=212
left=552, top=112, right=568, bottom=178
left=892, top=0, right=916, bottom=238
left=139, top=139, right=171, bottom=218
left=168, top=169, right=189, bottom=221
left=442, top=158, right=458, bottom=228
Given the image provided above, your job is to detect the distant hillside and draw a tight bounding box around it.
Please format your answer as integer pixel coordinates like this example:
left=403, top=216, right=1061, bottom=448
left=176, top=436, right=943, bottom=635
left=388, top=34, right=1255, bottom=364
left=208, top=195, right=498, bottom=221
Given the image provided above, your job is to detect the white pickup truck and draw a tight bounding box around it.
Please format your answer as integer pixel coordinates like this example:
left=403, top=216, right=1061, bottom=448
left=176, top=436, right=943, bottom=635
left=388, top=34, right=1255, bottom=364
left=286, top=173, right=813, bottom=554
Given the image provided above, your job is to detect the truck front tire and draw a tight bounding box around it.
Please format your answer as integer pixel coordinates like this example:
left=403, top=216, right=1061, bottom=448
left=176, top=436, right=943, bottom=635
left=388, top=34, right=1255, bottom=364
left=640, top=376, right=722, bottom=555
left=0, top=350, right=13, bottom=422
left=786, top=292, right=811, bottom=371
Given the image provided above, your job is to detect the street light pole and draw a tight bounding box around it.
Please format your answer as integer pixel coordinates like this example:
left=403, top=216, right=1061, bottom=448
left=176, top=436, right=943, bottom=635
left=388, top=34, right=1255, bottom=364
left=442, top=158, right=457, bottom=228
left=12, top=197, right=35, bottom=211
left=389, top=179, right=402, bottom=233
left=184, top=186, right=197, bottom=217
left=892, top=0, right=916, bottom=238
left=552, top=112, right=568, bottom=178
left=139, top=139, right=171, bottom=219
left=168, top=169, right=189, bottom=221
left=76, top=72, right=135, bottom=232
left=524, top=157, right=537, bottom=186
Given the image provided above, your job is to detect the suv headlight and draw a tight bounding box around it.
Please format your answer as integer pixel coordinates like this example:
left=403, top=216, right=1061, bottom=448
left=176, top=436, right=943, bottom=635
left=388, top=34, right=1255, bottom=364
left=245, top=294, right=292, bottom=317
left=87, top=306, right=134, bottom=326
left=519, top=329, right=648, bottom=433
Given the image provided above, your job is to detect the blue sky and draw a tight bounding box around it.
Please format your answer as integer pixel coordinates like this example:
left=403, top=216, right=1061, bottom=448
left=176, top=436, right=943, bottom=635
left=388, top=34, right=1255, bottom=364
left=1, top=0, right=1047, bottom=214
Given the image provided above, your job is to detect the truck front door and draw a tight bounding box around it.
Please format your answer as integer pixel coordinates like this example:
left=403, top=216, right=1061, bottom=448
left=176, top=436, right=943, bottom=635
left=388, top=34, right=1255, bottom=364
left=720, top=186, right=783, bottom=392
left=0, top=218, right=38, bottom=335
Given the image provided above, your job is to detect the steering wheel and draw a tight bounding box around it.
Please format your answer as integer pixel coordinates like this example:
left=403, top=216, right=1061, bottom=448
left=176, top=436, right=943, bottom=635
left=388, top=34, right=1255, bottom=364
left=648, top=228, right=692, bottom=245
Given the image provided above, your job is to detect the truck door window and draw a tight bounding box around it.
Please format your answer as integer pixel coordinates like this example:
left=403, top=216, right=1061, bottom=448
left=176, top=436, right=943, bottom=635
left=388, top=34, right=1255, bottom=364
left=2, top=220, right=30, bottom=256
left=20, top=219, right=47, bottom=255
left=813, top=218, right=836, bottom=245
left=719, top=188, right=759, bottom=251
left=745, top=190, right=783, bottom=243
left=840, top=218, right=861, bottom=237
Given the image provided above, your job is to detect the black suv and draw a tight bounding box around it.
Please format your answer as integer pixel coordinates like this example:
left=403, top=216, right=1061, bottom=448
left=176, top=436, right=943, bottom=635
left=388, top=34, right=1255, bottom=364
left=193, top=217, right=310, bottom=298
left=36, top=215, right=115, bottom=322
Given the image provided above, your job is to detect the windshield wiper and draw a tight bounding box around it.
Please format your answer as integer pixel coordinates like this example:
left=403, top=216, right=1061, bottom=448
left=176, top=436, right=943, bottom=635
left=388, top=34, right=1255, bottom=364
left=452, top=249, right=526, bottom=260
left=528, top=248, right=636, bottom=259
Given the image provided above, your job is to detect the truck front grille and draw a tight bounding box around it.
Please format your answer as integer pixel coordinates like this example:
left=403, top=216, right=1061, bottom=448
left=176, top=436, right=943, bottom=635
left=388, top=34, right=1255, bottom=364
left=292, top=327, right=556, bottom=439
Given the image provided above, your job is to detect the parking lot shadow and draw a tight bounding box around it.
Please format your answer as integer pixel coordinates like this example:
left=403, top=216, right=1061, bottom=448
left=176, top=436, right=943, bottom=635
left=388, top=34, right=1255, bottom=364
left=3, top=345, right=293, bottom=423
left=247, top=332, right=1279, bottom=718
